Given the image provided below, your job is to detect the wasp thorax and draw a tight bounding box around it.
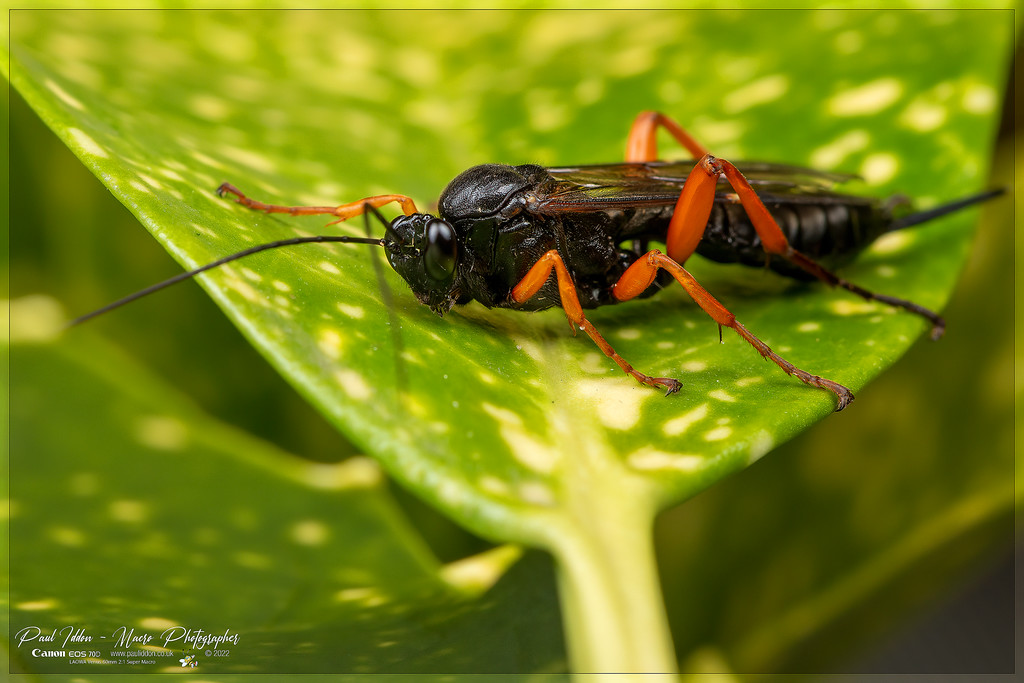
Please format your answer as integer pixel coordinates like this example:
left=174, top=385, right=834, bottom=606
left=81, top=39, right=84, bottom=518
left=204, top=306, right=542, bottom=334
left=385, top=213, right=460, bottom=315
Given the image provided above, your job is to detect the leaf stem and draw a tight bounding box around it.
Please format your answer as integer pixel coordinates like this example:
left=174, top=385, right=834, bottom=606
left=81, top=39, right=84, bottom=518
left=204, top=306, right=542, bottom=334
left=547, top=480, right=677, bottom=676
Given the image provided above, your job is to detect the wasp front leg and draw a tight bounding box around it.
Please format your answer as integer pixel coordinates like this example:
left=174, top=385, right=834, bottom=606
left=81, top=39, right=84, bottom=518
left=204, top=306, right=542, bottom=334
left=217, top=182, right=419, bottom=225
left=510, top=250, right=683, bottom=396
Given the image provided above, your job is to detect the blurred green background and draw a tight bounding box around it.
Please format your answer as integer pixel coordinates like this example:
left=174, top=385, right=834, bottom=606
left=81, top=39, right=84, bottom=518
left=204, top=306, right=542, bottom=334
left=7, top=8, right=1016, bottom=675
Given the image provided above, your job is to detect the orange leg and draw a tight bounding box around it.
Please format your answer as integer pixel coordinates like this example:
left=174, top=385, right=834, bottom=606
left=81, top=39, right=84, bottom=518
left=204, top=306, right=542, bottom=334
left=714, top=159, right=946, bottom=339
left=664, top=154, right=721, bottom=264
left=626, top=110, right=945, bottom=340
left=626, top=110, right=709, bottom=162
left=510, top=250, right=683, bottom=395
left=613, top=250, right=854, bottom=411
left=217, top=182, right=419, bottom=225
left=626, top=113, right=718, bottom=265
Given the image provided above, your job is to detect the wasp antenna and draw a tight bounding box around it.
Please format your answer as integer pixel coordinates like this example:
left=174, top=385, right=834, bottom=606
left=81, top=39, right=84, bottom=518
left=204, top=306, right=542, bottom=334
left=363, top=202, right=404, bottom=244
left=69, top=235, right=384, bottom=327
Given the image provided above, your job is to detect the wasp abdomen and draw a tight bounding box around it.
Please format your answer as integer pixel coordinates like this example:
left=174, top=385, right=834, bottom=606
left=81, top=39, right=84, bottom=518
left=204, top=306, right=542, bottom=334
left=698, top=199, right=888, bottom=280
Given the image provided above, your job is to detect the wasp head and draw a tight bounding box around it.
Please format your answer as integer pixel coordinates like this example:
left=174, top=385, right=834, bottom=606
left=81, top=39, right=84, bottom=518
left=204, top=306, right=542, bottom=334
left=383, top=213, right=461, bottom=315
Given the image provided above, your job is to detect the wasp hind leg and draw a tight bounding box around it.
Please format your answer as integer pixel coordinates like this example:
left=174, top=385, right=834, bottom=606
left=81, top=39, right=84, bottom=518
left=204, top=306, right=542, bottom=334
left=625, top=110, right=945, bottom=339
left=510, top=250, right=683, bottom=396
left=612, top=249, right=855, bottom=411
left=711, top=159, right=946, bottom=339
left=625, top=115, right=855, bottom=408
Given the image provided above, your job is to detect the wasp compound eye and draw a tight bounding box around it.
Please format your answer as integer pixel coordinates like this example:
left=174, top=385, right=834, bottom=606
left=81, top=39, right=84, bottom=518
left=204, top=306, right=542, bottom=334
left=424, top=219, right=457, bottom=282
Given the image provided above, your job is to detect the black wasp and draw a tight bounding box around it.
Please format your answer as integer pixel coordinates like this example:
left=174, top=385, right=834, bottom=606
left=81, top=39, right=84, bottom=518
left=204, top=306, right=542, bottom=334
left=75, top=111, right=1002, bottom=411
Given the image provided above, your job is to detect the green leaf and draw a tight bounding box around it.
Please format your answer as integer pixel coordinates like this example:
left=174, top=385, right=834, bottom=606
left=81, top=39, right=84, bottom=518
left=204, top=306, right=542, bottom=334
left=8, top=8, right=1011, bottom=673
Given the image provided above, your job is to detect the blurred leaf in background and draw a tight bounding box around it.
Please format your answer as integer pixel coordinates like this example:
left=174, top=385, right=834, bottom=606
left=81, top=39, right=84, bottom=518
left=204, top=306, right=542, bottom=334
left=6, top=6, right=1015, bottom=675
left=8, top=328, right=566, bottom=674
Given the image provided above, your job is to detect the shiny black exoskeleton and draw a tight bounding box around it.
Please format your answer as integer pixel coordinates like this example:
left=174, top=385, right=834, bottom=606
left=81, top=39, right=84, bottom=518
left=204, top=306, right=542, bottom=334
left=383, top=161, right=896, bottom=316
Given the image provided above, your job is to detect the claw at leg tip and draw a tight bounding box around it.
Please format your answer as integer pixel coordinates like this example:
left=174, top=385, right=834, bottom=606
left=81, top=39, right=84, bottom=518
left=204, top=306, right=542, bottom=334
left=835, top=392, right=855, bottom=412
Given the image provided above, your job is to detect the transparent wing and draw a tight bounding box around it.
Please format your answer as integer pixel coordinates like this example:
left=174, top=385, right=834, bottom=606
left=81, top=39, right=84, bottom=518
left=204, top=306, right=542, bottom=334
left=530, top=161, right=871, bottom=213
